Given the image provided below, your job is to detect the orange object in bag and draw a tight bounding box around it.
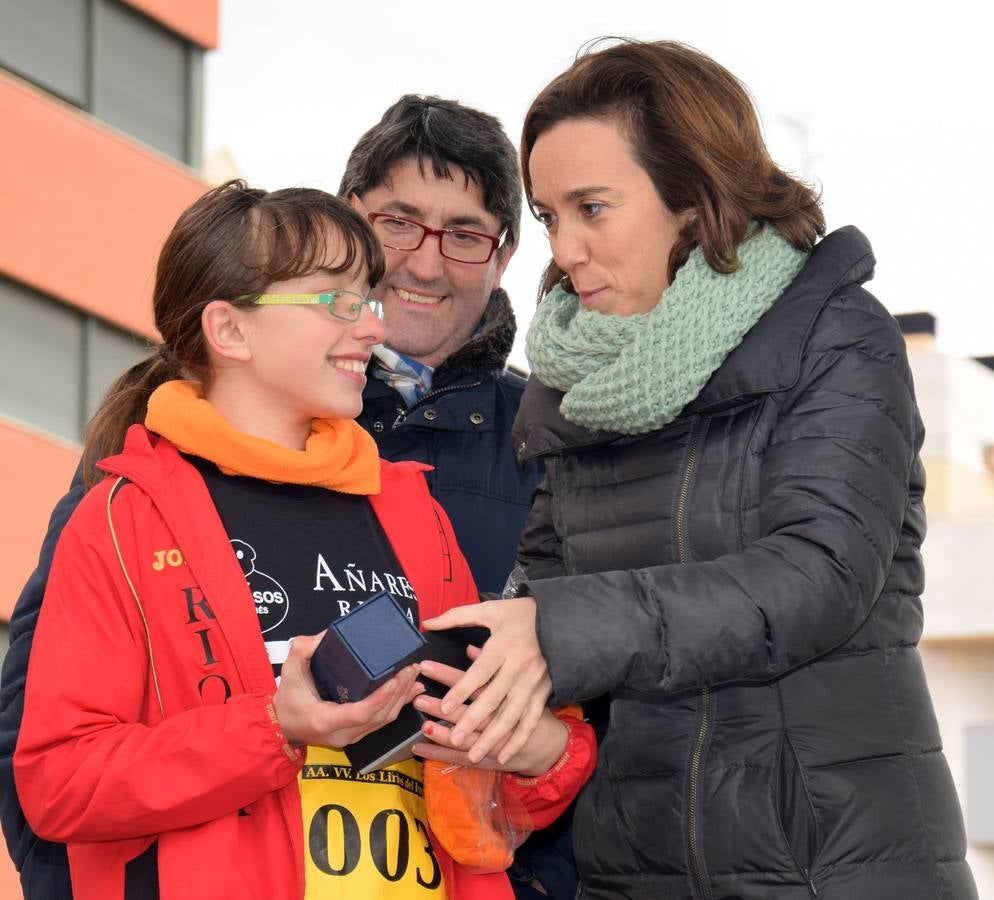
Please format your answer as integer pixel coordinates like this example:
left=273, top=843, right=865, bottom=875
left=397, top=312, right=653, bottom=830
left=423, top=705, right=586, bottom=872
left=423, top=761, right=532, bottom=872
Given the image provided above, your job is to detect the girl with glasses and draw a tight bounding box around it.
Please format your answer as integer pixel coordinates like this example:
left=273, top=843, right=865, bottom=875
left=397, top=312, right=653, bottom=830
left=13, top=180, right=594, bottom=900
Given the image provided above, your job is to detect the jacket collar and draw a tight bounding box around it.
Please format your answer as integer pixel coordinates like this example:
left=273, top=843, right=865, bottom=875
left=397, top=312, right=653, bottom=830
left=688, top=226, right=875, bottom=411
left=360, top=286, right=514, bottom=432
left=514, top=227, right=876, bottom=459
left=429, top=287, right=517, bottom=387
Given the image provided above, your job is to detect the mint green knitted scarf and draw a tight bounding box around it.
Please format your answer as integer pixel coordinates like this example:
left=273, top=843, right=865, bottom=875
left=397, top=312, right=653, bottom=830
left=525, top=226, right=809, bottom=435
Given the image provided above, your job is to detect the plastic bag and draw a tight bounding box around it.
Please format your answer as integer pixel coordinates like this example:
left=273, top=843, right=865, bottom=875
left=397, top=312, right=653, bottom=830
left=423, top=761, right=533, bottom=873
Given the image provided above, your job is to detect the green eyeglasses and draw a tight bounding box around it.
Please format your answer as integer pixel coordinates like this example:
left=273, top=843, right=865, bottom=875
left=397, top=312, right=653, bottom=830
left=252, top=291, right=384, bottom=323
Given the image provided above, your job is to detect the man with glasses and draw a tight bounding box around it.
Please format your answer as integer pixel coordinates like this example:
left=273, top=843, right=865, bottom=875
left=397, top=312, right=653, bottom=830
left=341, top=95, right=543, bottom=597
left=1, top=95, right=558, bottom=899
left=341, top=106, right=573, bottom=900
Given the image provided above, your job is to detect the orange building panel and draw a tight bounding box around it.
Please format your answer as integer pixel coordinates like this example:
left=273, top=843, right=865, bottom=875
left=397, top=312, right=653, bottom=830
left=0, top=72, right=208, bottom=339
left=120, top=0, right=219, bottom=49
left=0, top=2, right=217, bottom=885
left=0, top=850, right=21, bottom=899
left=0, top=420, right=80, bottom=623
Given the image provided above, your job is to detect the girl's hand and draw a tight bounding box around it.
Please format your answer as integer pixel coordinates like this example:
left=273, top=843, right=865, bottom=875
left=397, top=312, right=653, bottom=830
left=273, top=632, right=424, bottom=748
left=411, top=659, right=567, bottom=776
left=419, top=601, right=552, bottom=766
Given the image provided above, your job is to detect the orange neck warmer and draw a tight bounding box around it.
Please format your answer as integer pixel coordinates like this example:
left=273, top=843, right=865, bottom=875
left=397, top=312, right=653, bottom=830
left=145, top=380, right=380, bottom=495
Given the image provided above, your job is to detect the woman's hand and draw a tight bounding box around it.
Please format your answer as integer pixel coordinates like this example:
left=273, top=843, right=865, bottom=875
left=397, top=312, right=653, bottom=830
left=411, top=659, right=567, bottom=776
left=273, top=632, right=424, bottom=748
left=421, top=598, right=552, bottom=765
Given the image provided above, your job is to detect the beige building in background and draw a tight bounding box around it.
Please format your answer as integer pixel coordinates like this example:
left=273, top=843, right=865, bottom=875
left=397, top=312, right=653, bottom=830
left=903, top=315, right=994, bottom=894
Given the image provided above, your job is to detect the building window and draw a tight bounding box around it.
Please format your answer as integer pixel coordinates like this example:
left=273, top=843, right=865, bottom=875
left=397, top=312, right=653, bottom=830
left=0, top=0, right=88, bottom=106
left=94, top=0, right=193, bottom=162
left=0, top=276, right=150, bottom=443
left=0, top=0, right=201, bottom=166
left=0, top=277, right=84, bottom=441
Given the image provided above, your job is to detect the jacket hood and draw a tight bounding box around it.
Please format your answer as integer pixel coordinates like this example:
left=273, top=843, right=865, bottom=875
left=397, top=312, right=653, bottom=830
left=513, top=226, right=876, bottom=459
left=97, top=425, right=181, bottom=496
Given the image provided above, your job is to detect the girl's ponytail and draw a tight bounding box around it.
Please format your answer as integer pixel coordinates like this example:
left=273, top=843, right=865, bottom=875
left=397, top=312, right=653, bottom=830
left=80, top=346, right=179, bottom=488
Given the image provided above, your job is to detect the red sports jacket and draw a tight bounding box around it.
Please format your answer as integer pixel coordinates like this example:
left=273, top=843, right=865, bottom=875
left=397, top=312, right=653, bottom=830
left=14, top=425, right=594, bottom=900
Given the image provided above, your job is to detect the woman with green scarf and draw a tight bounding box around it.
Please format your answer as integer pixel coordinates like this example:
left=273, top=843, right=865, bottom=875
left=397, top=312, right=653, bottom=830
left=417, top=40, right=977, bottom=899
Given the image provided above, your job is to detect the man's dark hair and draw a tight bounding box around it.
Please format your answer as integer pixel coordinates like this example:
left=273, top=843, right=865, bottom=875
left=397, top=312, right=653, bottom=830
left=339, top=95, right=522, bottom=251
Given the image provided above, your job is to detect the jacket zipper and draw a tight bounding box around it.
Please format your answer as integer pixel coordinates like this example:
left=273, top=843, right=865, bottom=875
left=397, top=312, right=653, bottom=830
left=677, top=416, right=713, bottom=900
left=675, top=418, right=704, bottom=563
left=391, top=379, right=484, bottom=429
left=687, top=689, right=711, bottom=900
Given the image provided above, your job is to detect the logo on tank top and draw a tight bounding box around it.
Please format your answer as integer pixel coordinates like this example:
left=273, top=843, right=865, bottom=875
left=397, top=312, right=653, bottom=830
left=232, top=539, right=290, bottom=633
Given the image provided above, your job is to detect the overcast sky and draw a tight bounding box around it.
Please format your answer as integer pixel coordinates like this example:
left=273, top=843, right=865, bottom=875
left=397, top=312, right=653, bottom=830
left=204, top=1, right=993, bottom=370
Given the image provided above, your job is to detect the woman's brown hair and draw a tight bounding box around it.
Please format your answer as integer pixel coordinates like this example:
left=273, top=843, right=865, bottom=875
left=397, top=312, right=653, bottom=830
left=81, top=179, right=385, bottom=487
left=521, top=39, right=825, bottom=297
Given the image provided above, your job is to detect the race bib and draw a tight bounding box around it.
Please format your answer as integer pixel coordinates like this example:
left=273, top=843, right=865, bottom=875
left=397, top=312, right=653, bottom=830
left=300, top=747, right=447, bottom=899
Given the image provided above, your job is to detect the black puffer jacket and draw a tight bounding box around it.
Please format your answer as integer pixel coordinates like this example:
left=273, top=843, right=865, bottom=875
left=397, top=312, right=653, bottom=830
left=512, top=228, right=976, bottom=900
